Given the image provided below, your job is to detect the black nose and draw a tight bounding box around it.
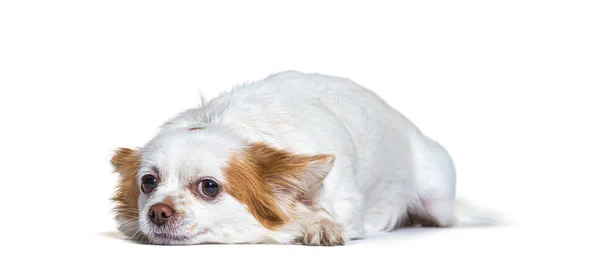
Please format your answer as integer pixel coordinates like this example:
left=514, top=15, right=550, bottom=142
left=148, top=203, right=174, bottom=227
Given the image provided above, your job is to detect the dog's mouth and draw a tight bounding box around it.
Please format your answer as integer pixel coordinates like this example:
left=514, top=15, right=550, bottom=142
left=149, top=229, right=209, bottom=243
left=153, top=233, right=190, bottom=241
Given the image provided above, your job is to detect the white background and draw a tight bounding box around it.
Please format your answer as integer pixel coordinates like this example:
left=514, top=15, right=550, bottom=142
left=1, top=1, right=598, bottom=277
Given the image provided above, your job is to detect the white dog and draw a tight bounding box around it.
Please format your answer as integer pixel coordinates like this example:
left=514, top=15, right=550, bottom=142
left=110, top=71, right=458, bottom=246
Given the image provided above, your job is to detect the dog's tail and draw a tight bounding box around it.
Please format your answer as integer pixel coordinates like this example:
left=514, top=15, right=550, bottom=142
left=452, top=198, right=504, bottom=227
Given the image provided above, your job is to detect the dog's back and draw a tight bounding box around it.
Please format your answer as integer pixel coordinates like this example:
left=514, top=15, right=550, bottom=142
left=164, top=71, right=457, bottom=237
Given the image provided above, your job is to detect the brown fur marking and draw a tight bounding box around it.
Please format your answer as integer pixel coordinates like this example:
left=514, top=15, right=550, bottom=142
left=110, top=148, right=141, bottom=221
left=222, top=143, right=334, bottom=230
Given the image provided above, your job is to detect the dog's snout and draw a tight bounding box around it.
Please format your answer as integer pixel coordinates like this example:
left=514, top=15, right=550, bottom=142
left=148, top=203, right=174, bottom=227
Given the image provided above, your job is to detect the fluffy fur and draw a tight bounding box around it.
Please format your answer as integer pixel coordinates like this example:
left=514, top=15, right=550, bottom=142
left=110, top=71, right=457, bottom=246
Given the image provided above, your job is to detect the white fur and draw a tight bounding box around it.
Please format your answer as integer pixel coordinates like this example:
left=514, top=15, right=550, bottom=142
left=128, top=70, right=457, bottom=245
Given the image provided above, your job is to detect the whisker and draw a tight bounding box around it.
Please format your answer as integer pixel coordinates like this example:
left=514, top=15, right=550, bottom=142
left=132, top=222, right=150, bottom=243
left=120, top=224, right=141, bottom=235
left=131, top=230, right=143, bottom=243
left=113, top=207, right=140, bottom=211
left=118, top=219, right=140, bottom=230
left=112, top=208, right=141, bottom=214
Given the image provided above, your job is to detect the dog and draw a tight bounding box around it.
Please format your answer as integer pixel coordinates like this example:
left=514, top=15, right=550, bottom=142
left=110, top=70, right=457, bottom=246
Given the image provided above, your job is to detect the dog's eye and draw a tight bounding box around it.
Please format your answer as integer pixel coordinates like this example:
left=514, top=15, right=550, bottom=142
left=141, top=174, right=158, bottom=194
left=197, top=179, right=220, bottom=198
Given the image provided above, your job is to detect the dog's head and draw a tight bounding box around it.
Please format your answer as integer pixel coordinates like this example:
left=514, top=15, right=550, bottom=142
left=110, top=126, right=334, bottom=245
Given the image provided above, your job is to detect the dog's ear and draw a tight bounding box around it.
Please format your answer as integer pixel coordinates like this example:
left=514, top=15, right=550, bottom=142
left=247, top=143, right=335, bottom=205
left=222, top=143, right=335, bottom=229
left=111, top=148, right=139, bottom=173
left=261, top=151, right=334, bottom=206
left=110, top=148, right=140, bottom=220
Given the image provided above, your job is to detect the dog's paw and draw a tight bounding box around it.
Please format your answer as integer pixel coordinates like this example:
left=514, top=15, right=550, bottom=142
left=302, top=219, right=345, bottom=246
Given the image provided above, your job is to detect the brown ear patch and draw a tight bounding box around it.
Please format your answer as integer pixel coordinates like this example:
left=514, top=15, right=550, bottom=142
left=110, top=148, right=141, bottom=221
left=222, top=143, right=335, bottom=230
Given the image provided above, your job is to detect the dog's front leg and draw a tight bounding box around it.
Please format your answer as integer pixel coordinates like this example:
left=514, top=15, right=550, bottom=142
left=318, top=160, right=366, bottom=242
